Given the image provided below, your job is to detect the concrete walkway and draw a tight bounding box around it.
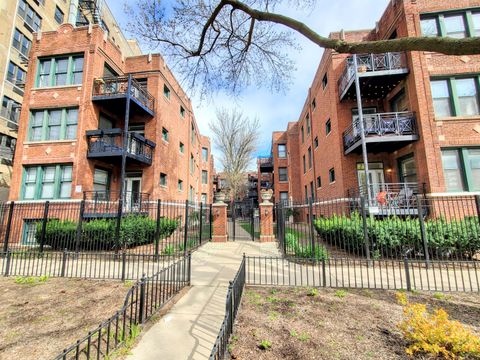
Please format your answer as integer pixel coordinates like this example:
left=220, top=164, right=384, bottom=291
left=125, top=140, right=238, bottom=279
left=128, top=241, right=279, bottom=360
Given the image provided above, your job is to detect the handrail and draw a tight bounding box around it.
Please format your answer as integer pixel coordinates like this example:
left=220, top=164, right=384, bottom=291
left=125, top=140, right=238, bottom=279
left=343, top=111, right=417, bottom=151
left=93, top=76, right=155, bottom=114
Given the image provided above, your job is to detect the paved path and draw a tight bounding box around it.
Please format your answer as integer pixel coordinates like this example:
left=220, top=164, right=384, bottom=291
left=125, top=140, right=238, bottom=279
left=128, top=241, right=280, bottom=360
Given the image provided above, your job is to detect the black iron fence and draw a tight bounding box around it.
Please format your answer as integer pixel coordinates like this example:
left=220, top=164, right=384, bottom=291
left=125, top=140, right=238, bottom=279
left=227, top=200, right=259, bottom=241
left=54, top=255, right=190, bottom=360
left=245, top=256, right=479, bottom=292
left=277, top=195, right=480, bottom=262
left=0, top=198, right=212, bottom=279
left=210, top=255, right=246, bottom=360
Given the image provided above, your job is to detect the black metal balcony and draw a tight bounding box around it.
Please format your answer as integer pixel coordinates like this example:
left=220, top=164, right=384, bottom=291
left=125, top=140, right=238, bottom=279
left=86, top=129, right=156, bottom=165
left=338, top=52, right=409, bottom=101
left=92, top=76, right=155, bottom=117
left=343, top=112, right=418, bottom=155
left=258, top=156, right=274, bottom=172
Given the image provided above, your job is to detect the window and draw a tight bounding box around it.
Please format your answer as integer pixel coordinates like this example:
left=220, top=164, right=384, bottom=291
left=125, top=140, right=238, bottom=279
left=54, top=6, right=64, bottom=24
left=322, top=74, right=328, bottom=89
left=431, top=76, right=480, bottom=117
left=36, top=55, right=84, bottom=87
left=191, top=123, right=196, bottom=145
left=306, top=115, right=310, bottom=135
left=419, top=10, right=480, bottom=38
left=93, top=168, right=110, bottom=193
left=12, top=28, right=32, bottom=57
left=325, top=119, right=331, bottom=135
left=317, top=176, right=322, bottom=188
left=431, top=79, right=453, bottom=117
left=29, top=108, right=78, bottom=141
left=279, top=192, right=288, bottom=204
left=202, top=170, right=208, bottom=184
left=190, top=154, right=194, bottom=174
left=278, top=167, right=288, bottom=182
left=444, top=14, right=467, bottom=38
left=22, top=164, right=72, bottom=200
left=1, top=96, right=21, bottom=126
left=162, top=127, right=169, bottom=142
left=160, top=173, right=167, bottom=186
left=202, top=147, right=208, bottom=162
left=311, top=98, right=316, bottom=110
left=303, top=155, right=306, bottom=174
left=441, top=148, right=480, bottom=192
left=201, top=193, right=207, bottom=203
left=178, top=179, right=183, bottom=191
left=163, top=84, right=170, bottom=99
left=329, top=168, right=335, bottom=183
left=7, top=61, right=25, bottom=85
left=310, top=181, right=314, bottom=200
left=180, top=106, right=185, bottom=118
left=189, top=186, right=194, bottom=202
left=314, top=137, right=318, bottom=148
left=308, top=147, right=312, bottom=169
left=301, top=126, right=304, bottom=143
left=22, top=220, right=38, bottom=246
left=398, top=155, right=417, bottom=183
left=304, top=185, right=308, bottom=201
left=421, top=17, right=439, bottom=37
left=179, top=142, right=184, bottom=153
left=278, top=144, right=287, bottom=158
left=18, top=0, right=42, bottom=32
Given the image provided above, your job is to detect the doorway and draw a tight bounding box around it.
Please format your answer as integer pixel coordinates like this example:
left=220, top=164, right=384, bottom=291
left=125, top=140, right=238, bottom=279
left=357, top=162, right=385, bottom=201
left=124, top=173, right=142, bottom=211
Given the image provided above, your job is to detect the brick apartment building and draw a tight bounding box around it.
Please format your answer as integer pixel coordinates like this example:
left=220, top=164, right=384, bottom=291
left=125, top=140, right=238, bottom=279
left=0, top=0, right=141, bottom=201
left=262, top=0, right=480, bottom=210
left=8, top=23, right=214, bottom=205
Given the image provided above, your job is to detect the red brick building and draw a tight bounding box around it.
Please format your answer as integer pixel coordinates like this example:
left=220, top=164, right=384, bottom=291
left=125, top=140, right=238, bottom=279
left=9, top=24, right=214, bottom=204
left=263, top=0, right=480, bottom=210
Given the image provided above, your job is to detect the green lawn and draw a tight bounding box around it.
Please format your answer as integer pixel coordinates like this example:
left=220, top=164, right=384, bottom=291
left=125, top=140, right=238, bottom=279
left=239, top=222, right=260, bottom=239
left=285, top=227, right=308, bottom=238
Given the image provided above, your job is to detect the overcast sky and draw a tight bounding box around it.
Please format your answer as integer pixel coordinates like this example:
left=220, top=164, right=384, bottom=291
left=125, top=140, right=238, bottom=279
left=105, top=0, right=391, bottom=170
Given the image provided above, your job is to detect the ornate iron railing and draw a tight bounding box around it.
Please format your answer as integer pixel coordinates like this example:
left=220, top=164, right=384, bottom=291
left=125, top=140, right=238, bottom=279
left=86, top=129, right=155, bottom=164
left=338, top=52, right=408, bottom=97
left=356, top=182, right=423, bottom=209
left=343, top=111, right=417, bottom=151
left=93, top=76, right=155, bottom=113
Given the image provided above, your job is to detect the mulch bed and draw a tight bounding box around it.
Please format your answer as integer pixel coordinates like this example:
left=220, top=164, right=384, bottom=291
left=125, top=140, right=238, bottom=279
left=229, top=287, right=480, bottom=360
left=0, top=277, right=128, bottom=360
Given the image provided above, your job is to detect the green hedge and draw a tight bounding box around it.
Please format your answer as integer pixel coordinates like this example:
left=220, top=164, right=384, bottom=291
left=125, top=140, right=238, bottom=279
left=313, top=213, right=480, bottom=259
left=36, top=215, right=178, bottom=251
left=285, top=232, right=329, bottom=260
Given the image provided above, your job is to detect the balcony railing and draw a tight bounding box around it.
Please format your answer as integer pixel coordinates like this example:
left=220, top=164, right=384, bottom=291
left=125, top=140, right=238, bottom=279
left=338, top=52, right=408, bottom=99
left=86, top=129, right=155, bottom=165
left=83, top=190, right=151, bottom=216
left=343, top=112, right=417, bottom=153
left=92, top=76, right=155, bottom=114
left=350, top=182, right=425, bottom=216
left=258, top=156, right=274, bottom=171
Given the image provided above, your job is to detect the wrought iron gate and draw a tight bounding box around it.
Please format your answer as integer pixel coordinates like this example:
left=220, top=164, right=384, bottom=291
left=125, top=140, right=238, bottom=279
left=227, top=200, right=259, bottom=241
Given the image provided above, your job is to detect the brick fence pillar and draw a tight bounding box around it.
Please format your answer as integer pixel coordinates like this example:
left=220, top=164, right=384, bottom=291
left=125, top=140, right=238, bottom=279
left=259, top=202, right=275, bottom=242
left=212, top=203, right=228, bottom=242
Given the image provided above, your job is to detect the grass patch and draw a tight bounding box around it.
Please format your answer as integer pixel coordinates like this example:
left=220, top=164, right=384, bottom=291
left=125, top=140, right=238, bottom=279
left=334, top=289, right=347, bottom=299
left=14, top=276, right=49, bottom=285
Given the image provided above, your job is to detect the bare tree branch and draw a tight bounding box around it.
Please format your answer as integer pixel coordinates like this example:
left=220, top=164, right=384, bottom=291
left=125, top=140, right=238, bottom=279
left=209, top=108, right=259, bottom=200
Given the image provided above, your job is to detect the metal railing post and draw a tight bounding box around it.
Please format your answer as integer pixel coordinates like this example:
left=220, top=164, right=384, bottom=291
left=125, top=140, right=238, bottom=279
left=209, top=203, right=213, bottom=240
left=3, top=201, right=15, bottom=253
left=4, top=250, right=11, bottom=276
left=183, top=200, right=189, bottom=256
left=61, top=248, right=67, bottom=277
left=403, top=256, right=412, bottom=292
left=39, top=201, right=50, bottom=253
left=75, top=200, right=85, bottom=254
left=322, top=258, right=327, bottom=287
left=474, top=195, right=480, bottom=230
left=155, top=199, right=161, bottom=260
left=416, top=195, right=430, bottom=266
left=360, top=196, right=371, bottom=260
left=199, top=202, right=203, bottom=245
left=308, top=198, right=315, bottom=258
left=139, top=274, right=146, bottom=324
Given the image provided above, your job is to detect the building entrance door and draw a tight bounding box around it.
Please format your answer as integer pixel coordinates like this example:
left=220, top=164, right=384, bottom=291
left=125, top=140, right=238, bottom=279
left=124, top=176, right=142, bottom=211
left=357, top=163, right=385, bottom=203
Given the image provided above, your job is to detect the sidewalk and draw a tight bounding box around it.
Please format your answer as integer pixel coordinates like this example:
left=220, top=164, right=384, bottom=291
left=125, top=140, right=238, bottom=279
left=128, top=241, right=279, bottom=360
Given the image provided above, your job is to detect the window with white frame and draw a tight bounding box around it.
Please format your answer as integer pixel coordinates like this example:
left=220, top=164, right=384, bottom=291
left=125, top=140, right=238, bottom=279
left=22, top=164, right=72, bottom=200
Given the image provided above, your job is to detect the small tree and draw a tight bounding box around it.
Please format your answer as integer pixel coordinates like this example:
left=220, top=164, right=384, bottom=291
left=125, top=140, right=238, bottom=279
left=210, top=108, right=259, bottom=201
left=127, top=0, right=480, bottom=95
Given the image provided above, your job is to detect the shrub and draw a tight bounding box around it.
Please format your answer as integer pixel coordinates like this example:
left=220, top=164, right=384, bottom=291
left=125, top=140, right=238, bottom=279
left=313, top=213, right=480, bottom=260
left=399, top=303, right=480, bottom=358
left=258, top=340, right=272, bottom=350
left=285, top=232, right=329, bottom=260
left=37, top=216, right=178, bottom=251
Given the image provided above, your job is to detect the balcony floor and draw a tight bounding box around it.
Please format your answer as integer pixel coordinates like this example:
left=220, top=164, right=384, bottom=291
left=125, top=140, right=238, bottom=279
left=92, top=95, right=155, bottom=118
left=345, top=134, right=419, bottom=155
left=87, top=152, right=153, bottom=166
